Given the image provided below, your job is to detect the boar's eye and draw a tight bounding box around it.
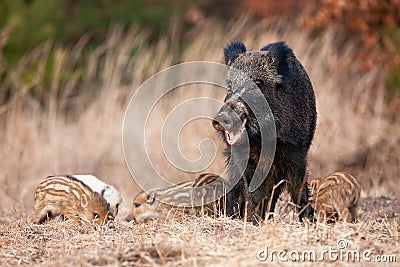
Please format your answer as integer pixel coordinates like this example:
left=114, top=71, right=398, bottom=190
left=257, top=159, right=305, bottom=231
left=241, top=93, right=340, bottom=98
left=254, top=79, right=264, bottom=88
left=134, top=203, right=141, bottom=208
left=92, top=212, right=99, bottom=219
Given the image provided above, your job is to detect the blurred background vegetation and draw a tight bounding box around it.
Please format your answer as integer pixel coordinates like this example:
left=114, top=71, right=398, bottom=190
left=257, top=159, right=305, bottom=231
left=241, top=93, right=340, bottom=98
left=0, top=0, right=399, bottom=208
left=1, top=0, right=399, bottom=109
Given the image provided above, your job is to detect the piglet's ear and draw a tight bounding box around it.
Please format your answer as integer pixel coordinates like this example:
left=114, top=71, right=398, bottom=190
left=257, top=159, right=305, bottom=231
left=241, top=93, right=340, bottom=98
left=224, top=41, right=246, bottom=66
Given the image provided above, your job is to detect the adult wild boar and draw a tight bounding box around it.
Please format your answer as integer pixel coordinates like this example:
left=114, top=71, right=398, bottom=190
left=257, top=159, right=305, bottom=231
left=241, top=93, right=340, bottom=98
left=212, top=41, right=316, bottom=223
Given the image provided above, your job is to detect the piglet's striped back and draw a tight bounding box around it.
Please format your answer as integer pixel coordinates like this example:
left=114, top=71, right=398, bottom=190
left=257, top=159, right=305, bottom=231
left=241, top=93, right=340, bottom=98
left=29, top=175, right=110, bottom=225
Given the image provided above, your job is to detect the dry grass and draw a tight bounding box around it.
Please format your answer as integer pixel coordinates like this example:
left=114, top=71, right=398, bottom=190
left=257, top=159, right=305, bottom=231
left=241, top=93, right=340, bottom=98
left=0, top=18, right=399, bottom=265
left=1, top=201, right=399, bottom=266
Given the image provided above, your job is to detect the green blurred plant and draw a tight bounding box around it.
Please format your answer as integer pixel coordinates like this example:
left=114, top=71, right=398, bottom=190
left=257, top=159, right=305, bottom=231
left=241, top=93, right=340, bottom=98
left=0, top=0, right=191, bottom=65
left=0, top=0, right=194, bottom=106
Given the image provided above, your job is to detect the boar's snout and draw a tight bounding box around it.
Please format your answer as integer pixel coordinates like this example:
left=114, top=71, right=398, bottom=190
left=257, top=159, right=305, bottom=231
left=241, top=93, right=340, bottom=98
left=212, top=105, right=248, bottom=146
left=212, top=111, right=233, bottom=131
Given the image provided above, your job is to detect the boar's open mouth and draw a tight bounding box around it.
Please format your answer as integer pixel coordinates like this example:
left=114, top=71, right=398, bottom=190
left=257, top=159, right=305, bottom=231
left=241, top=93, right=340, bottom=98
left=224, top=116, right=247, bottom=145
left=213, top=112, right=247, bottom=145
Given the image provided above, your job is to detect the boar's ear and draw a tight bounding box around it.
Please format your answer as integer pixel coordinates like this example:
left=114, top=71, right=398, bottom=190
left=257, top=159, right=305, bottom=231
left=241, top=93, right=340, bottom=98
left=261, top=41, right=294, bottom=84
left=224, top=41, right=246, bottom=66
left=80, top=194, right=90, bottom=208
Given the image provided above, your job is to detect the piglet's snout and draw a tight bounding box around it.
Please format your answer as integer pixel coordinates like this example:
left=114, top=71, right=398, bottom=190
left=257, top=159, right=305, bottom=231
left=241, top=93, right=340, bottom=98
left=107, top=213, right=115, bottom=221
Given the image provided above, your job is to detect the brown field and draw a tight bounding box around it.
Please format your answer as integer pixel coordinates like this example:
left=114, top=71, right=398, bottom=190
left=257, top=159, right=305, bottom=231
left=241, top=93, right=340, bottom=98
left=0, top=19, right=399, bottom=266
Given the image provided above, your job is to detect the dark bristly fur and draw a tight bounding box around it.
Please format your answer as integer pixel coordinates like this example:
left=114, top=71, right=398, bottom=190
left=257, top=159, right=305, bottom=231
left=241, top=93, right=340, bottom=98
left=213, top=41, right=317, bottom=223
left=224, top=41, right=246, bottom=66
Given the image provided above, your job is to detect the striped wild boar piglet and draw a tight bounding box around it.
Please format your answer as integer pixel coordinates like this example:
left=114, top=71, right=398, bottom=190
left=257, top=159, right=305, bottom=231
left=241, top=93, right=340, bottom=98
left=73, top=174, right=123, bottom=218
left=310, top=172, right=361, bottom=223
left=125, top=173, right=226, bottom=223
left=125, top=181, right=195, bottom=223
left=28, top=175, right=113, bottom=225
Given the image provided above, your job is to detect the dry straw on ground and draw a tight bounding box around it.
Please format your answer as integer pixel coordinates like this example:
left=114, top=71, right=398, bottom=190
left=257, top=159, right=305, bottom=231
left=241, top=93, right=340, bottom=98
left=0, top=19, right=399, bottom=266
left=1, top=199, right=399, bottom=266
